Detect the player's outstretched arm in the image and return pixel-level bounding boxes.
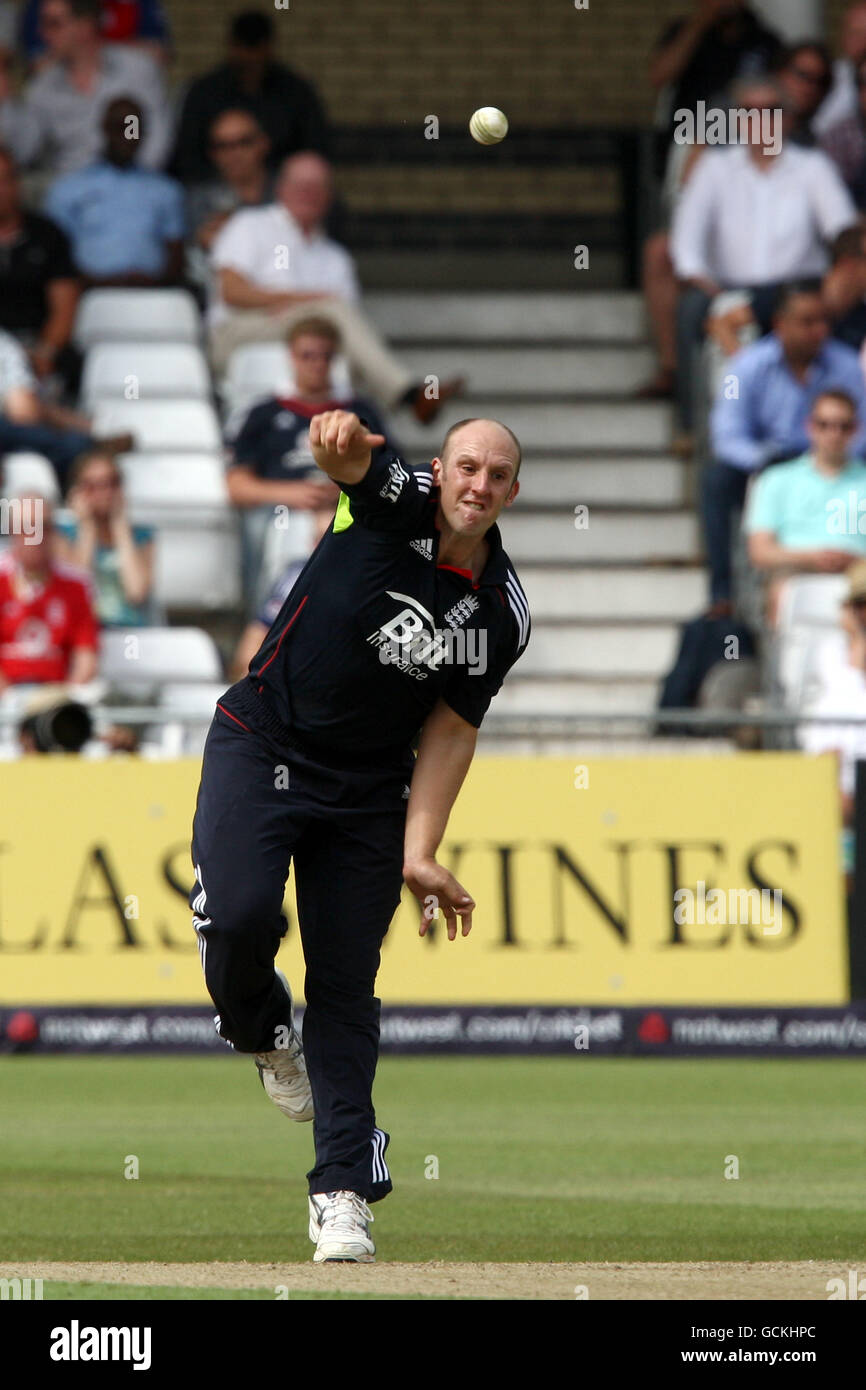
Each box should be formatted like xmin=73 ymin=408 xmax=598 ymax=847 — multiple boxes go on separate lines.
xmin=403 ymin=698 xmax=478 ymax=940
xmin=309 ymin=409 xmax=386 ymax=486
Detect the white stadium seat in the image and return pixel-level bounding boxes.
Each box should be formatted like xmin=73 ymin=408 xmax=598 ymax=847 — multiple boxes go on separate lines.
xmin=92 ymin=399 xmax=222 ymax=452
xmin=119 ymin=452 xmax=229 ymax=510
xmin=75 ymin=289 xmax=202 ymax=347
xmin=223 ymin=341 xmax=353 ymax=417
xmin=0 ymin=452 xmax=61 ymax=502
xmin=100 ymin=627 xmax=222 ymax=689
xmin=154 ymin=524 xmax=242 ymax=610
xmin=82 ymin=343 xmax=212 ymax=404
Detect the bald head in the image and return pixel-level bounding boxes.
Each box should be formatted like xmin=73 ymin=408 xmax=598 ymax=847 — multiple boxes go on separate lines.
xmin=441 ymin=417 xmax=521 ymax=482
xmin=277 ymin=152 xmax=334 ymax=232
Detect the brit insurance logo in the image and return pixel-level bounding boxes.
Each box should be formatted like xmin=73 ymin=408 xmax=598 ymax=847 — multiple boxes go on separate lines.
xmin=379 ymin=458 xmax=410 ymax=503
xmin=367 ymin=591 xmax=487 ymax=678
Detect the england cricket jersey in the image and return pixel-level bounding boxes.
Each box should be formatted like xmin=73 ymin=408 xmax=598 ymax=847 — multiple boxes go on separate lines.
xmin=218 ymin=449 xmax=531 ymax=770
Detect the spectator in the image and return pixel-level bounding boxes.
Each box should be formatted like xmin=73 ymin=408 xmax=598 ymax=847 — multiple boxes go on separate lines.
xmin=813 ymin=0 xmax=866 ymax=136
xmin=44 ymin=96 xmax=184 ymax=286
xmin=707 ymin=225 xmax=866 ymax=358
xmin=637 ymin=1 xmax=782 ymax=401
xmin=671 ymin=75 xmax=857 ymax=436
xmin=704 ymin=282 xmax=866 ymax=615
xmin=0 ymin=494 xmax=98 ymax=691
xmin=0 ymin=0 xmax=170 ymax=175
xmin=209 ymin=151 xmax=463 ymax=422
xmin=54 ymin=448 xmax=155 ymax=627
xmin=224 ymin=315 xmax=390 ymax=611
xmin=774 ymin=41 xmax=833 ymax=146
xmin=650 ymin=1 xmax=782 ymax=165
xmin=745 ymin=389 xmax=866 ymax=622
xmin=820 ymin=54 xmax=866 ymax=208
xmin=170 ymin=8 xmax=328 ymax=185
xmin=798 ymin=560 xmax=866 ymax=885
xmin=0 ymin=145 xmax=81 ymax=398
xmin=185 ymin=107 xmax=272 ymax=299
xmin=823 ymin=226 xmax=866 ymax=352
xmin=0 ymin=328 xmax=131 ymax=490
xmin=229 ymin=508 xmax=334 ymax=680
xmin=20 ymin=0 xmax=172 ymax=66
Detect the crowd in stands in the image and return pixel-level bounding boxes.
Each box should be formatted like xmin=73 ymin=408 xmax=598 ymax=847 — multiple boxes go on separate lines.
xmin=644 ymin=0 xmax=866 ymax=870
xmin=0 ymin=0 xmax=464 ymax=754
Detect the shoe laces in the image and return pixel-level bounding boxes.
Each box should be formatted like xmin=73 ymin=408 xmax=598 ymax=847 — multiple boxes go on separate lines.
xmin=317 ymin=1190 xmax=374 ymax=1233
xmin=256 ymin=1034 xmax=304 ymax=1078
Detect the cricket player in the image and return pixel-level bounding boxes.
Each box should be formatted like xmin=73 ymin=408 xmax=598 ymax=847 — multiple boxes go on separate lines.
xmin=189 ymin=410 xmax=530 ymax=1261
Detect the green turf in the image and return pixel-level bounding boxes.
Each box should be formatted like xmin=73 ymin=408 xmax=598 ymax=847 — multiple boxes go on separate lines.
xmin=0 ymin=1056 xmax=864 ymax=1264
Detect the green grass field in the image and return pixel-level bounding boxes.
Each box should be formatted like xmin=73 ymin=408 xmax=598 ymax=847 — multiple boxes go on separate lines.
xmin=0 ymin=1055 xmax=864 ymax=1296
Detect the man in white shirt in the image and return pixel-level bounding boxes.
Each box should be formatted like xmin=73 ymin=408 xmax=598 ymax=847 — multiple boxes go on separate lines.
xmin=0 ymin=0 xmax=170 ymax=176
xmin=670 ymin=74 xmax=857 ymax=433
xmin=209 ymin=150 xmax=462 ymax=424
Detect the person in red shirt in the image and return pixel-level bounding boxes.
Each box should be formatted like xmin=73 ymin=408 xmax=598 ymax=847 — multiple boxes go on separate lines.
xmin=0 ymin=494 xmax=98 ymax=691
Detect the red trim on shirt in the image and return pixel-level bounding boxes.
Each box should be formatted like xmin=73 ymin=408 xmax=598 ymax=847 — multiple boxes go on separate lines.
xmin=255 ymin=594 xmax=309 ymax=675
xmin=277 ymin=397 xmax=346 ymax=418
xmin=216 ymin=703 xmax=251 ymax=732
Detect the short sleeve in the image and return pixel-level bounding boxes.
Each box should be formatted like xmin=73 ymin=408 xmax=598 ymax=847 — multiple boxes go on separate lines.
xmin=225 ymin=401 xmax=269 ymax=469
xmin=337 ymin=450 xmax=433 ymax=533
xmin=41 ymin=215 xmax=76 ymax=279
xmin=744 ymin=465 xmax=786 ymax=533
xmin=211 ymin=209 xmax=259 ymax=275
xmin=132 ymin=525 xmax=155 ymax=546
xmin=159 ymin=178 xmax=186 ymax=241
xmin=439 ymin=618 xmax=527 ymax=729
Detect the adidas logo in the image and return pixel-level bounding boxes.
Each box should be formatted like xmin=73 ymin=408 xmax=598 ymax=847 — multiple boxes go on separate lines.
xmin=410 ymin=537 xmax=434 ymax=561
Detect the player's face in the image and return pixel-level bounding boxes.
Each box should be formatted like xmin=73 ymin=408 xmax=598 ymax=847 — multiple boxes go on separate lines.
xmin=434 ymin=426 xmax=519 ymax=537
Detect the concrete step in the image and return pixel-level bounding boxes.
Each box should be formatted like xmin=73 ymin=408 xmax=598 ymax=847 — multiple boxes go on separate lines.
xmin=403 ymin=454 xmax=687 ymax=507
xmin=500 ymin=456 xmax=686 ymax=507
xmin=521 ymin=565 xmax=706 ymax=620
xmin=398 ymin=400 xmax=671 ymax=452
xmin=495 ymin=675 xmax=661 ymax=715
xmin=356 ymin=248 xmax=624 ymax=290
xmin=396 ymin=344 xmax=656 ymax=394
xmin=499 ymin=509 xmax=698 ymax=563
xmin=365 ymin=291 xmax=647 ymax=343
xmin=517 ymin=622 xmax=680 ymax=678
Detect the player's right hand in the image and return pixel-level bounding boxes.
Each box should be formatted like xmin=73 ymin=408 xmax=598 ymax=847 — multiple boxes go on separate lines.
xmin=309 ymin=410 xmax=385 ymax=464
xmin=403 ymin=858 xmax=475 ymax=940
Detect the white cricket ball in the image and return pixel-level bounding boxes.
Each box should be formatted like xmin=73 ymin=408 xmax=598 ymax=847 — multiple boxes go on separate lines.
xmin=469 ymin=107 xmax=508 ymax=145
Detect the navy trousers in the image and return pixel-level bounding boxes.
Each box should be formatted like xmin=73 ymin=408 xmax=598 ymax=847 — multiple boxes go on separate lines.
xmin=189 ymin=705 xmax=408 ymax=1202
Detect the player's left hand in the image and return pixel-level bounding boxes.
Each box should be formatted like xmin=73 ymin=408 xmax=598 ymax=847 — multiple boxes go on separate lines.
xmin=403 ymin=858 xmax=475 ymax=940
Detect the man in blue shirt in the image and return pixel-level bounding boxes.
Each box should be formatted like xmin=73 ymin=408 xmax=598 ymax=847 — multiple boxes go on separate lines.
xmin=704 ymin=280 xmax=866 ymax=614
xmin=44 ymin=95 xmax=185 ymax=286
xmin=745 ymin=387 xmax=866 ymax=620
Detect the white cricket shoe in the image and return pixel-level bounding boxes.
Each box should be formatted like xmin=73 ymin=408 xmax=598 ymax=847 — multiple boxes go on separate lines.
xmin=254 ymin=970 xmax=313 ymax=1123
xmin=309 ymin=1191 xmax=376 ymax=1263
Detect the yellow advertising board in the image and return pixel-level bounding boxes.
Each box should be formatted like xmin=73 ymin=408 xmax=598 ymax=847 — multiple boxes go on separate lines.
xmin=0 ymin=753 xmax=848 ymax=1006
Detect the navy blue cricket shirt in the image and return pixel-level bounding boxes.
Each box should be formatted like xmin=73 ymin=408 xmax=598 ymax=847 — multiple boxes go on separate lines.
xmin=219 ymin=450 xmax=531 ymax=771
